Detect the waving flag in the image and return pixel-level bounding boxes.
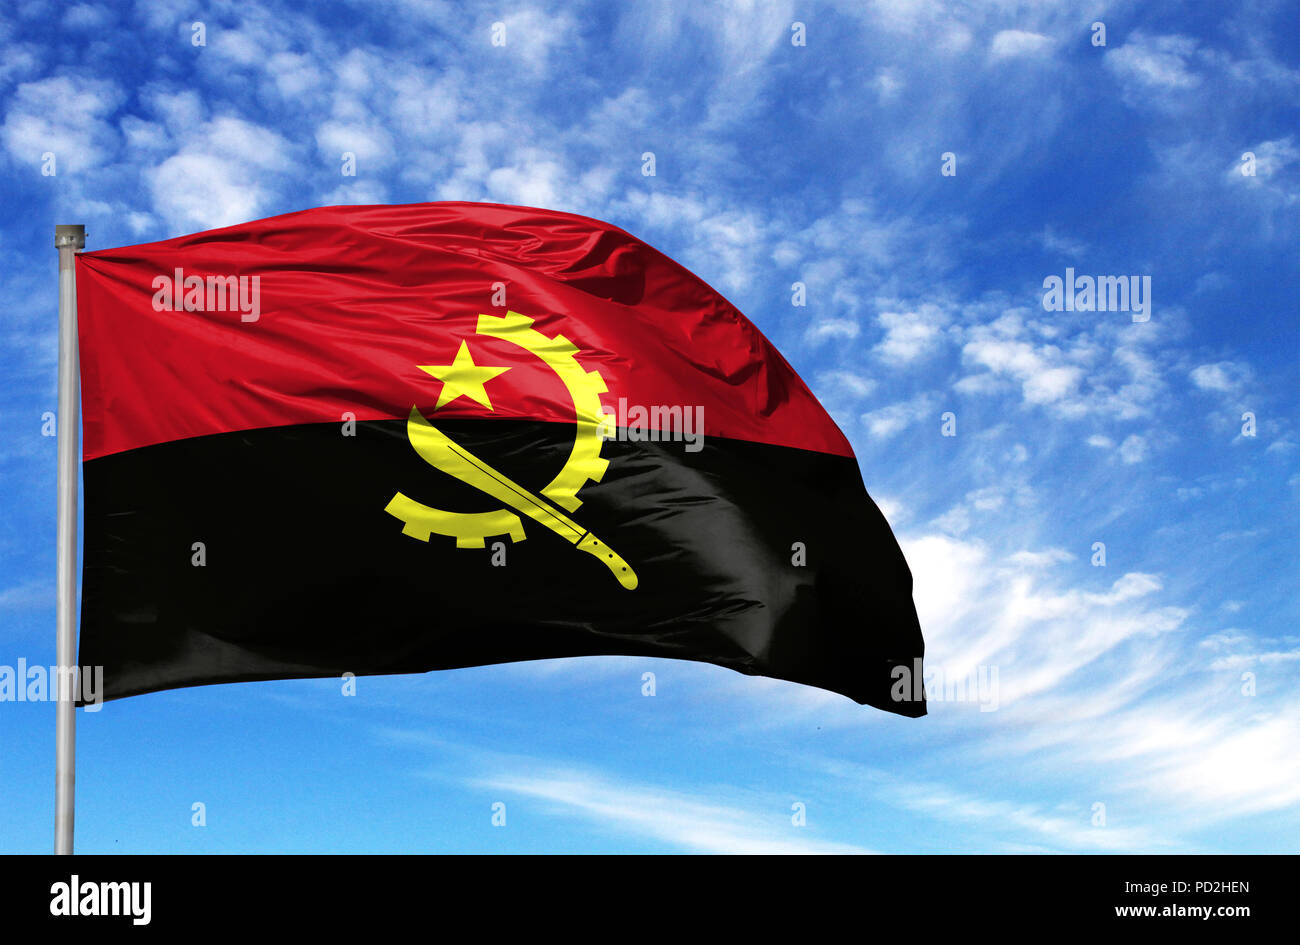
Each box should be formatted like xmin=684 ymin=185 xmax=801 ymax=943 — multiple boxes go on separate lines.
xmin=74 ymin=202 xmax=925 ymax=715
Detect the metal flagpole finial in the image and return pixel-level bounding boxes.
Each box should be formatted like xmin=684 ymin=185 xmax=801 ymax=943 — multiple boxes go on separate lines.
xmin=55 ymin=225 xmax=85 ymax=249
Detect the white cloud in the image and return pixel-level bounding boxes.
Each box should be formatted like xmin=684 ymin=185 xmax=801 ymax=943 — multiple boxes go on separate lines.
xmin=882 ymin=525 xmax=1300 ymax=826
xmin=265 ymin=52 xmax=326 ymax=99
xmin=962 ymin=337 xmax=1046 ymax=377
xmin=494 ymin=8 xmax=578 ymax=78
xmin=873 ymin=495 xmax=905 ymax=524
xmin=209 ymin=28 xmax=267 ymax=67
xmin=1230 ymin=136 xmax=1298 ymax=182
xmin=1106 ymin=33 xmax=1201 ymax=91
xmin=903 ymin=530 xmax=1184 ymax=705
xmin=0 ymin=43 xmax=41 ymax=84
xmin=1039 ymin=225 xmax=1087 ymax=256
xmin=142 ymin=87 xmax=205 ymax=137
xmin=1006 ymin=548 xmax=1073 ymax=569
xmin=1190 ymin=361 xmax=1250 ymax=393
xmin=476 ymin=767 xmax=871 ymax=854
xmin=861 ymin=394 xmax=935 ymax=439
xmin=870 ymin=68 xmax=904 ymax=103
xmin=874 ymin=306 xmax=944 ymax=364
xmin=1086 ymin=706 xmax=1300 ymax=817
xmin=149 ymin=154 xmax=268 ymax=231
xmin=805 ymin=318 xmax=860 ymax=344
xmin=321 ymin=179 xmax=389 ymax=206
xmin=1022 ymin=364 xmax=1083 ymax=404
xmin=878 ymin=778 xmax=1165 ymax=852
xmin=316 ymin=119 xmax=395 ymax=170
xmin=930 ymin=505 xmax=970 ymax=536
xmin=989 ymin=30 xmax=1054 ymax=61
xmin=771 ymin=241 xmax=801 ymax=267
xmin=967 ymin=485 xmax=1006 ymax=511
xmin=961 ymin=338 xmax=1080 ymax=405
xmin=1 ymin=76 xmax=122 ymax=173
xmin=0 ymin=580 xmax=51 ymax=610
xmin=815 ymin=370 xmax=877 ymax=400
xmin=147 ymin=116 xmax=294 ymax=231
xmin=954 ymin=308 xmax=1172 ymax=420
xmin=1118 ymin=433 xmax=1148 ymax=464
xmin=618 ymin=191 xmax=767 ymax=293
xmin=62 ymin=3 xmax=112 ymax=30
xmin=1209 ymin=648 xmax=1300 ymax=671
xmin=486 ymin=158 xmax=571 ymax=209
xmin=953 ymin=372 xmax=1006 ymax=395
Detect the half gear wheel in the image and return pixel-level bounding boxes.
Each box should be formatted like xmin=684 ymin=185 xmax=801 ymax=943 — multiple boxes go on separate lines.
xmin=385 ymin=310 xmax=612 ymax=548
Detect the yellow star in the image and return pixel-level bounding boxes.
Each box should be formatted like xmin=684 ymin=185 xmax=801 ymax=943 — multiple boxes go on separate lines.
xmin=420 ymin=341 xmax=511 ymax=411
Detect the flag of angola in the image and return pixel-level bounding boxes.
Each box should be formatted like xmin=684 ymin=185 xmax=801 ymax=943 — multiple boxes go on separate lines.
xmin=75 ymin=202 xmax=926 ymax=716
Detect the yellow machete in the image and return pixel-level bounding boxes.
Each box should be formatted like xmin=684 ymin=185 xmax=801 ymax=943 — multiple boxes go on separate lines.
xmin=406 ymin=407 xmax=638 ymax=590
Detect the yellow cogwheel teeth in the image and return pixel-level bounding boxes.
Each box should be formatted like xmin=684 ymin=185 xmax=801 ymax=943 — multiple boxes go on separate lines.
xmin=474 ymin=311 xmax=611 ymax=514
xmin=386 ymin=309 xmax=612 ymax=543
xmin=384 ymin=493 xmax=526 ymax=548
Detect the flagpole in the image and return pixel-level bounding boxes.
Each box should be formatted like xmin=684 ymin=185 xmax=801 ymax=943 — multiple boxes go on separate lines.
xmin=54 ymin=224 xmax=84 ymax=855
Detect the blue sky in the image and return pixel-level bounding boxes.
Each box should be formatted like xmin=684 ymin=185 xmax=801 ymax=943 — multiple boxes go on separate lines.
xmin=1 ymin=0 xmax=1297 ymax=853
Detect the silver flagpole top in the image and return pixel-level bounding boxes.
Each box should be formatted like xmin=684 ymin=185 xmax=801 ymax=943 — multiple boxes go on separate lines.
xmin=55 ymin=225 xmax=85 ymax=249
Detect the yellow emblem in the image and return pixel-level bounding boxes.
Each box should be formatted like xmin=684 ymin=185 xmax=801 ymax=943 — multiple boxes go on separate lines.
xmin=385 ymin=310 xmax=637 ymax=590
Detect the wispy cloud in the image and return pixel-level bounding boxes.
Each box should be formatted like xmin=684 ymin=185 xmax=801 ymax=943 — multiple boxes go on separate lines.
xmin=474 ymin=766 xmax=872 ymax=854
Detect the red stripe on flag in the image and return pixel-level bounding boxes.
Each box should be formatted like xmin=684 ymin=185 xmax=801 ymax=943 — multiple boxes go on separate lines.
xmin=77 ymin=202 xmax=852 ymax=461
